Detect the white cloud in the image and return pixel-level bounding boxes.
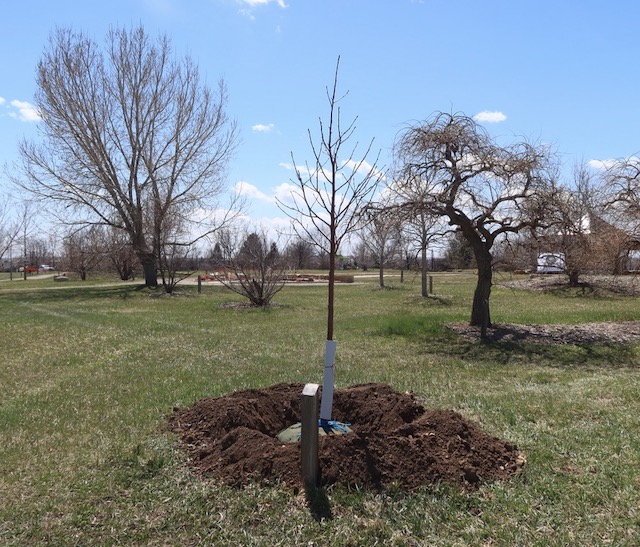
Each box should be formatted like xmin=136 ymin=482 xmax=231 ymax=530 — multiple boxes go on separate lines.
xmin=273 ymin=182 xmax=301 ymax=204
xmin=239 ymin=0 xmax=287 ymax=7
xmin=342 ymin=159 xmax=386 ymax=181
xmin=587 ymin=159 xmax=616 ymax=170
xmin=235 ymin=181 xmax=275 ymax=203
xmin=237 ymin=0 xmax=286 ymax=19
xmin=143 ymin=0 xmax=174 ymax=14
xmin=235 ymin=180 xmax=304 ymax=209
xmin=0 ymin=97 xmax=5 ymax=105
xmin=279 ymin=162 xmax=321 ymax=179
xmin=9 ymin=100 xmax=41 ymax=122
xmin=473 ymin=111 xmax=507 ymax=123
xmin=589 ymin=156 xmax=640 ymax=171
xmin=252 ymin=215 xmax=295 ymax=240
xmin=252 ymin=123 xmax=275 ymax=133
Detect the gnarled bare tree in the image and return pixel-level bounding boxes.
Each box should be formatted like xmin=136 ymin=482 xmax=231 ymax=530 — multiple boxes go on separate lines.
xmin=14 ymin=26 xmax=239 ymax=289
xmin=394 ymin=112 xmax=555 ymax=330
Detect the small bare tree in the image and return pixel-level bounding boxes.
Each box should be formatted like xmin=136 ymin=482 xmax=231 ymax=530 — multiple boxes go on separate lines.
xmin=101 ymin=227 xmax=138 ymax=280
xmin=62 ymin=226 xmax=106 ymax=280
xmin=537 ymin=164 xmax=597 ymax=286
xmin=360 ymin=203 xmax=402 ymax=288
xmin=604 ymin=155 xmax=640 ymax=241
xmin=0 ymin=196 xmax=23 ymax=270
xmin=283 ymin=237 xmax=317 ymax=270
xmin=277 ymin=57 xmax=382 ymax=425
xmin=213 ymin=229 xmax=288 ymax=307
xmin=406 ymin=210 xmax=445 ymax=296
xmin=604 ymin=155 xmax=640 ymax=216
xmin=386 ymin=171 xmax=448 ymax=296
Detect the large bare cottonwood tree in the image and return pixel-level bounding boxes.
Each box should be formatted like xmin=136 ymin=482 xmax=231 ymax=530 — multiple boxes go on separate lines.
xmin=394 ymin=112 xmax=555 ymax=330
xmin=14 ymin=26 xmax=239 ymax=288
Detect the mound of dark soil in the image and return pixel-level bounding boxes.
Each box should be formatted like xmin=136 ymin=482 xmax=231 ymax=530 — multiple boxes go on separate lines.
xmin=168 ymin=383 xmax=525 ymax=490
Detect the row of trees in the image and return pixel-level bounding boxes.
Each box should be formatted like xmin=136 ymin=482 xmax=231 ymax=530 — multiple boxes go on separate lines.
xmin=4 ymin=26 xmax=640 ymax=330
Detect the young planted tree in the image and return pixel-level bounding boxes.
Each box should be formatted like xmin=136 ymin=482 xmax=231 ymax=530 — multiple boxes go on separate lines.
xmin=405 ymin=210 xmax=445 ymax=296
xmin=14 ymin=26 xmax=239 ymax=289
xmin=394 ymin=112 xmax=555 ymax=330
xmin=278 ymin=57 xmax=382 ymax=425
xmin=102 ymin=227 xmax=138 ymax=280
xmin=387 ymin=171 xmax=448 ymax=295
xmin=605 ymin=156 xmax=640 ymax=213
xmin=155 ymin=212 xmax=201 ymax=293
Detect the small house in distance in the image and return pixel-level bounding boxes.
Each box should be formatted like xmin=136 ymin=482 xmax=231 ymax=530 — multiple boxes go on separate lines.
xmin=535 ymin=212 xmax=640 ymax=282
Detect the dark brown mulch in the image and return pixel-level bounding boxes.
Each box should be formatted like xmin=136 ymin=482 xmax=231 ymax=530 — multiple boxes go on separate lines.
xmin=168 ymin=383 xmax=525 ymax=491
xmin=447 ymin=320 xmax=640 ymax=345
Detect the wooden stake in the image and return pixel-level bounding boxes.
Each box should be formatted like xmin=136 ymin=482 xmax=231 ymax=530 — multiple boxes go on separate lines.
xmin=301 ymin=383 xmax=320 ymax=487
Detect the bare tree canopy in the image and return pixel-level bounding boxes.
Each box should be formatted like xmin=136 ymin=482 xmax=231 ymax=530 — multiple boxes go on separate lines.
xmin=212 ymin=229 xmax=287 ymax=307
xmin=537 ymin=163 xmax=622 ymax=285
xmin=360 ymin=201 xmax=403 ymax=288
xmin=13 ymin=26 xmax=239 ymax=288
xmin=394 ymin=112 xmax=555 ymax=330
xmin=604 ymin=156 xmax=640 ymax=229
xmin=0 ymin=195 xmax=23 ymax=266
xmin=278 ymin=57 xmax=382 ymax=340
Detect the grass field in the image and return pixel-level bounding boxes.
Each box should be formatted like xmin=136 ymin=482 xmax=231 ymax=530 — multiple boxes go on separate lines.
xmin=1 ymin=271 xmax=639 ymax=545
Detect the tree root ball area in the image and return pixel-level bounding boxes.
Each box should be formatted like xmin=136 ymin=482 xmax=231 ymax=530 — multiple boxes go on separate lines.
xmin=168 ymin=383 xmax=525 ymax=491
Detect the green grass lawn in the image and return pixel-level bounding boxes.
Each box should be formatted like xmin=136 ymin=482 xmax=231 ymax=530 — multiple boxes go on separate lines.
xmin=1 ymin=272 xmax=639 ymax=545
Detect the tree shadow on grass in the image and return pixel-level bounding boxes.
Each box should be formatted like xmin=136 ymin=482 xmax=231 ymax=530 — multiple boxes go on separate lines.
xmin=439 ymin=337 xmax=639 ymax=369
xmin=379 ymin=318 xmax=640 ymax=369
xmin=0 ymin=283 xmax=150 ymax=303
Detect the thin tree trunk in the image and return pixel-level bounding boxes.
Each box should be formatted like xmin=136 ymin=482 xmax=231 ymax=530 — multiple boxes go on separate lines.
xmin=568 ymin=269 xmax=580 ymax=287
xmin=421 ymin=245 xmax=428 ymax=297
xmin=471 ymin=248 xmax=492 ymax=328
xmin=327 ymin=243 xmax=336 ymax=341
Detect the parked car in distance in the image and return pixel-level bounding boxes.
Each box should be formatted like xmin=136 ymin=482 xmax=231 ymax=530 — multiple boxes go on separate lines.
xmin=536 ymin=253 xmax=565 ymax=274
xmin=40 ymin=265 xmax=55 ymax=271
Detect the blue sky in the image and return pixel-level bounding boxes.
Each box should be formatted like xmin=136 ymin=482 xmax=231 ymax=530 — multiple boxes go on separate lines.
xmin=2 ymin=0 xmax=640 ymax=234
